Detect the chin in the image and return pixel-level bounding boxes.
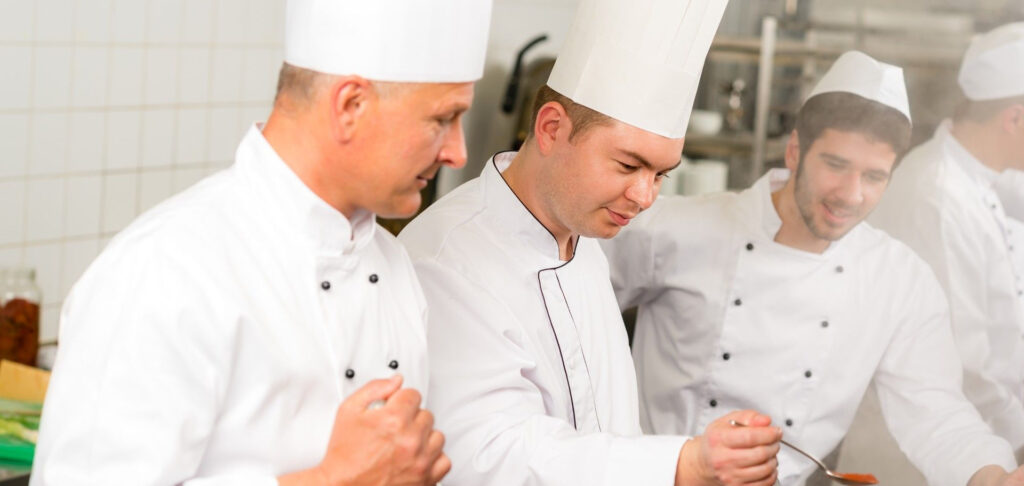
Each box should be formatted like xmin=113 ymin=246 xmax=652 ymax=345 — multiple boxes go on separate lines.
xmin=377 ymin=195 xmax=422 ymax=219
xmin=584 ymin=222 xmax=622 ymax=240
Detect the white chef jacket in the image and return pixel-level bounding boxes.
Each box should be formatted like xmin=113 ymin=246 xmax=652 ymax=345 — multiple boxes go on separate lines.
xmin=995 ymin=170 xmax=1024 ymax=300
xmin=601 ymin=169 xmax=1017 ymax=486
xmin=870 ymin=120 xmax=1024 ymax=451
xmin=398 ymin=152 xmax=687 ymax=486
xmin=32 ymin=125 xmax=429 ymax=485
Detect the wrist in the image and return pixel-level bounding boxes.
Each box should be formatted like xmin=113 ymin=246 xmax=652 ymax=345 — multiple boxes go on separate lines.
xmin=278 ymin=466 xmax=331 ymax=486
xmin=675 ymin=437 xmax=712 ymax=486
xmin=968 ymin=465 xmax=1009 ymax=486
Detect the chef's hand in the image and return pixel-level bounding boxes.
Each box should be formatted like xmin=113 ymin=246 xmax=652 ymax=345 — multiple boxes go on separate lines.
xmin=675 ymin=410 xmax=782 ymax=486
xmin=278 ymin=374 xmax=450 ymax=486
xmin=968 ymin=465 xmax=1024 ymax=486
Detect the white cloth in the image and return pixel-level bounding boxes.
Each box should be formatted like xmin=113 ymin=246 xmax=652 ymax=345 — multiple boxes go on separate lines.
xmin=995 ymin=170 xmax=1024 ymax=309
xmin=958 ymin=22 xmax=1024 ymax=101
xmin=285 ymin=0 xmax=492 ymax=82
xmin=32 ymin=126 xmax=429 ymax=485
xmin=547 ymin=0 xmax=728 ymax=138
xmin=602 ymin=169 xmax=1017 ymax=486
xmin=398 ymin=152 xmax=688 ymax=486
xmin=870 ymin=120 xmax=1024 ymax=451
xmin=995 ymin=169 xmax=1024 ymax=221
xmin=806 ymin=50 xmax=911 ymax=122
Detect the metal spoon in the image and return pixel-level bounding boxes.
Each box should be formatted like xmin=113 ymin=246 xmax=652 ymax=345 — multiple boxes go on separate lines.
xmin=729 ymin=420 xmax=878 ymax=485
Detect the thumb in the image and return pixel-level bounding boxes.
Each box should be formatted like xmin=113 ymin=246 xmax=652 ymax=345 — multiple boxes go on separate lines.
xmin=729 ymin=409 xmax=773 ymax=428
xmin=342 ymin=374 xmax=403 ymax=411
xmin=1009 ymin=466 xmax=1024 ymax=481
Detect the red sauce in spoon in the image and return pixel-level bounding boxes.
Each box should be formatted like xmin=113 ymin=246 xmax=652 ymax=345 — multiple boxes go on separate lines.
xmin=835 ymin=473 xmax=879 ymax=484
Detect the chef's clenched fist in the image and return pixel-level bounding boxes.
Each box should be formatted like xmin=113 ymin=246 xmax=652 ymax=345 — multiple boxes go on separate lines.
xmin=279 ymin=374 xmax=449 ymax=486
xmin=675 ymin=410 xmax=782 ymax=486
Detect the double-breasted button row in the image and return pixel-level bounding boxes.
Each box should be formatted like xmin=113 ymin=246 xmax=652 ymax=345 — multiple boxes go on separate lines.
xmin=343 ymin=360 xmax=400 ymax=380
xmin=320 ymin=273 xmax=381 ymax=291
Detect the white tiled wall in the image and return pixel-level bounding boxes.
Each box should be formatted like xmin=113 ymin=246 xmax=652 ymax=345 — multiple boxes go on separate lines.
xmin=3 ymin=0 xmax=598 ymax=342
xmin=449 ymin=0 xmax=581 ymax=194
xmin=0 ymin=0 xmax=284 ymax=341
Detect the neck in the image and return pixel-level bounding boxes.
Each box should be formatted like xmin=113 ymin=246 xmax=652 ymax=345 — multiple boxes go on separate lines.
xmin=950 ymin=120 xmax=1012 ymax=172
xmin=262 ymin=109 xmax=361 ymax=219
xmin=501 ymin=147 xmax=576 ymax=260
xmin=771 ymin=178 xmax=830 ymax=254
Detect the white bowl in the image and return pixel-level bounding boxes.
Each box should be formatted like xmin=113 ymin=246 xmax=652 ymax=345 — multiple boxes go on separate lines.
xmin=688 ymin=110 xmax=723 ymax=135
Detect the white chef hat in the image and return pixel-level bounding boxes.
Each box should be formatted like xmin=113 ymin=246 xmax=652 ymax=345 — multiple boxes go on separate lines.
xmin=285 ymin=0 xmax=492 ymax=83
xmin=546 ymin=0 xmax=729 ymax=138
xmin=958 ymin=23 xmax=1024 ymax=101
xmin=807 ymin=51 xmax=911 ymax=122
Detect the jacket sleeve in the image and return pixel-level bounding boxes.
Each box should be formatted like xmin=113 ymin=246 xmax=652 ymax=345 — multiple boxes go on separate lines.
xmin=873 ymin=260 xmax=1017 ymax=486
xmin=31 ymin=239 xmax=247 ymax=486
xmin=414 ymin=259 xmax=688 ymax=486
xmin=877 ymin=191 xmax=1024 ymax=453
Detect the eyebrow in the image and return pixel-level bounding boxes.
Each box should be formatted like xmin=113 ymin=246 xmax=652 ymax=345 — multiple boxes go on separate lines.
xmin=439 ymin=102 xmax=471 ymax=116
xmin=619 ymin=149 xmax=682 ymax=173
xmin=820 ymin=152 xmax=891 ymax=178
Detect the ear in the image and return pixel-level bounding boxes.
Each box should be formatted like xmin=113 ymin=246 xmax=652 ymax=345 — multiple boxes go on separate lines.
xmin=327 ymin=75 xmax=374 ymax=144
xmin=1002 ymin=104 xmax=1024 ymax=135
xmin=784 ymin=129 xmax=801 ymax=172
xmin=533 ymin=101 xmax=573 ymax=156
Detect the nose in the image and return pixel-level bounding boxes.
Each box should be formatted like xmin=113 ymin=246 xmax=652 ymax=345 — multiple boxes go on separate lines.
xmin=437 ymin=119 xmax=468 ymax=169
xmin=625 ymin=174 xmax=657 ymax=210
xmin=836 ymin=171 xmax=865 ymax=207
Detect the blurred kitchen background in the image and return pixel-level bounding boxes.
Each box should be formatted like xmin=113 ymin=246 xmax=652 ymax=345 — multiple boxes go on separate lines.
xmin=1 ymin=0 xmax=1022 ymax=356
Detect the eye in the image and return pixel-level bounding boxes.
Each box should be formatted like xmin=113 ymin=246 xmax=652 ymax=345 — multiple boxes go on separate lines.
xmin=617 ymin=160 xmax=638 ymax=171
xmin=864 ymin=172 xmax=888 ymax=184
xmin=655 ymin=172 xmax=670 ymax=180
xmin=435 ymin=112 xmax=459 ymax=126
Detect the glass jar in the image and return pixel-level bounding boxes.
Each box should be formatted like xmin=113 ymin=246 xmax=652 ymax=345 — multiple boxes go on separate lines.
xmin=0 ymin=268 xmax=41 ymax=366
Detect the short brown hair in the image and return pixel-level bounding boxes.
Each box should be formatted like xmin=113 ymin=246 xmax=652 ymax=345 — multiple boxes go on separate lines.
xmin=953 ymin=94 xmax=1024 ymax=124
xmin=528 ymin=84 xmax=611 ymax=143
xmin=795 ymin=92 xmax=912 ymax=162
xmin=273 ymin=62 xmax=407 ymax=109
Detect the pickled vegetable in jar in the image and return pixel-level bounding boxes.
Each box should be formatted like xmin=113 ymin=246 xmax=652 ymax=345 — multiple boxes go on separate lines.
xmin=0 ymin=268 xmax=41 ymax=366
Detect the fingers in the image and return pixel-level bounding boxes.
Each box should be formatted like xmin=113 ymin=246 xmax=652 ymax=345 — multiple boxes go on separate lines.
xmin=717 ymin=425 xmax=782 ymax=449
xmin=413 ymin=409 xmax=436 ymax=446
xmin=428 ymin=452 xmax=452 ymax=484
xmin=385 ymin=388 xmax=424 ymax=421
xmin=340 ymin=374 xmax=403 ymax=411
xmin=728 ymin=410 xmax=773 ymax=428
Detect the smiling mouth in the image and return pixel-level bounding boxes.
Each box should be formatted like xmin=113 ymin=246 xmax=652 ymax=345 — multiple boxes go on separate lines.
xmin=606 ymin=209 xmax=635 ymax=226
xmin=822 ymin=202 xmax=855 ymax=224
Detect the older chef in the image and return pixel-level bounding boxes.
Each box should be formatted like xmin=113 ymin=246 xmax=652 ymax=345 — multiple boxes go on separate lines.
xmin=601 ymin=51 xmax=1024 ymax=486
xmin=32 ymin=1 xmax=490 ymax=484
xmin=400 ymin=1 xmax=784 ymax=485
xmin=869 ymin=23 xmax=1024 ymax=454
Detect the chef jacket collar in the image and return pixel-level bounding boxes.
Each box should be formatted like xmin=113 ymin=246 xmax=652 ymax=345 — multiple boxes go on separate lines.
xmin=939 ymin=119 xmax=1000 ymax=188
xmin=482 ymin=152 xmax=574 ymax=267
xmin=242 ymin=124 xmax=376 ymax=256
xmin=744 ymin=168 xmax=847 ymax=258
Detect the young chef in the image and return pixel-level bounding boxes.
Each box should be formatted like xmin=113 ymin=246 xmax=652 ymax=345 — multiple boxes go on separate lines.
xmin=400 ymin=1 xmax=783 ymax=485
xmin=601 ymin=51 xmax=1024 ymax=486
xmin=869 ymin=23 xmax=1024 ymax=455
xmin=32 ymin=1 xmax=491 ymax=484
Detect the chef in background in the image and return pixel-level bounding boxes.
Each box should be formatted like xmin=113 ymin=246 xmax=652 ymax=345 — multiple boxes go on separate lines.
xmin=32 ymin=0 xmax=491 ymax=484
xmin=602 ymin=51 xmax=1024 ymax=486
xmin=400 ymin=1 xmax=784 ymax=485
xmin=869 ymin=23 xmax=1024 ymax=456
xmin=995 ymin=169 xmax=1024 ymax=291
